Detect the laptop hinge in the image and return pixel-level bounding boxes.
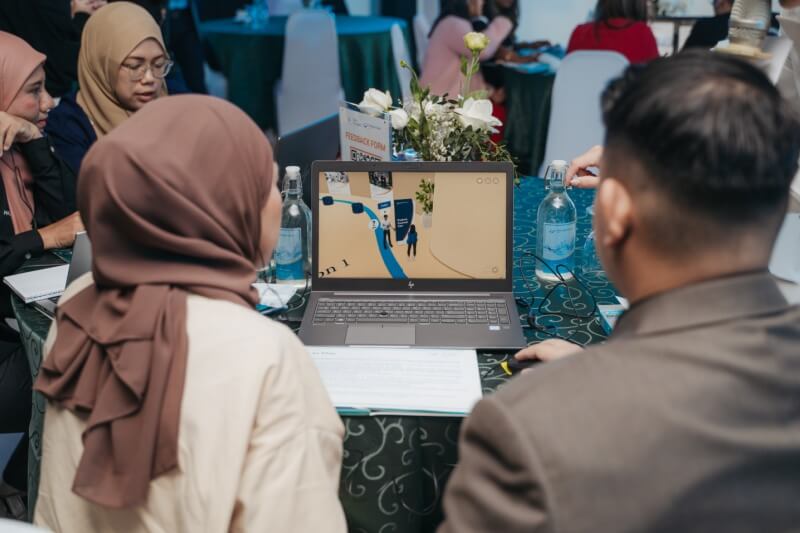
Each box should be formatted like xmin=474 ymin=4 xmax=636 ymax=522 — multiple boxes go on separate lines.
xmin=332 ymin=292 xmax=495 ymax=297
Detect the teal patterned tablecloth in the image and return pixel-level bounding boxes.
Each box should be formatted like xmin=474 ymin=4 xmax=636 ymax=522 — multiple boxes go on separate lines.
xmin=13 ymin=177 xmax=618 ymax=530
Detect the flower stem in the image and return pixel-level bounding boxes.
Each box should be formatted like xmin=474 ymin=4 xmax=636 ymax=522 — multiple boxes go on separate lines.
xmin=462 ymin=50 xmax=479 ymax=99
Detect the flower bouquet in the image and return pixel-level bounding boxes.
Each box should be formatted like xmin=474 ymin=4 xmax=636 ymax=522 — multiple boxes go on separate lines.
xmin=357 ymin=31 xmax=515 ymax=172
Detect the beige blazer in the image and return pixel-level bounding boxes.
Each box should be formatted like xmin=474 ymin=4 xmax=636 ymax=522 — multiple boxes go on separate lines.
xmin=439 ymin=272 xmax=800 ymax=533
xmin=35 ymin=274 xmax=347 ymax=533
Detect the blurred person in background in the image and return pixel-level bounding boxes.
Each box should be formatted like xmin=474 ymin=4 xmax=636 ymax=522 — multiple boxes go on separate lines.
xmin=0 ymin=0 xmax=107 ymax=98
xmin=45 ymin=2 xmax=171 ymax=175
xmin=682 ymin=0 xmax=733 ymax=49
xmin=421 ymin=0 xmax=513 ymax=98
xmin=567 ymin=0 xmax=658 ymax=63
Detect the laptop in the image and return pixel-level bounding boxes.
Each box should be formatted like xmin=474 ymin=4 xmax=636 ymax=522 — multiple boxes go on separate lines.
xmin=34 ymin=231 xmax=93 ymax=317
xmin=276 ymin=113 xmax=340 ymax=208
xmin=298 ymin=161 xmax=526 ymax=350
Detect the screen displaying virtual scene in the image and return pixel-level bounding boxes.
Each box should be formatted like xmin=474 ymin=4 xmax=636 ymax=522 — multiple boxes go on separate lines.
xmin=317 ymin=170 xmax=507 ymax=280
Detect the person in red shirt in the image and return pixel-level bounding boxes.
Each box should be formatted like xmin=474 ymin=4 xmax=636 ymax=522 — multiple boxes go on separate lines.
xmin=567 ymin=0 xmax=659 ymax=64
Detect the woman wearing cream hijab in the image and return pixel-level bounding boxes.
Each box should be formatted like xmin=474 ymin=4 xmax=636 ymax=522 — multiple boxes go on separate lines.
xmin=45 ymin=1 xmax=170 ymax=174
xmin=34 ymin=95 xmax=347 ymax=532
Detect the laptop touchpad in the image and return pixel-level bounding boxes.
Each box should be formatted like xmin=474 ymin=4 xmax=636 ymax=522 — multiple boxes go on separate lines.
xmin=346 ymin=325 xmax=416 ymax=345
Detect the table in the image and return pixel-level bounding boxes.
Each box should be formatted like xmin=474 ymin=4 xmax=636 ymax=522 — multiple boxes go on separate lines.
xmin=201 ymin=16 xmax=407 ymax=132
xmin=503 ymin=68 xmax=555 ymax=176
xmin=14 ymin=178 xmax=618 ymax=531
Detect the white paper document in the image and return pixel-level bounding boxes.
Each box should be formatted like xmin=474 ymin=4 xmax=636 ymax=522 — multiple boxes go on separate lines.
xmin=4 ymin=265 xmax=68 ymax=303
xmin=308 ymin=346 xmax=483 ymax=416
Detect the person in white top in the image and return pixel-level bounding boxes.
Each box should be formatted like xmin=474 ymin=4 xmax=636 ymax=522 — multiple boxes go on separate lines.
xmin=33 ymin=95 xmax=346 ymax=533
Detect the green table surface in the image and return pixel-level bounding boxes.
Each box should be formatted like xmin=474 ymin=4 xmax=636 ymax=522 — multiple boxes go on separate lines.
xmin=14 ymin=177 xmax=617 ymax=531
xmin=201 ymin=16 xmax=408 ymax=132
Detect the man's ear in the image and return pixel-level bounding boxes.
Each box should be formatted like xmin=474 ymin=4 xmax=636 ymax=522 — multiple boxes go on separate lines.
xmin=596 ymin=177 xmax=634 ymax=250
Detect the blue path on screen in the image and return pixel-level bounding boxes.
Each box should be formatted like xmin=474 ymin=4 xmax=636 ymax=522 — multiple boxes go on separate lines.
xmin=330 ymin=199 xmax=407 ymax=279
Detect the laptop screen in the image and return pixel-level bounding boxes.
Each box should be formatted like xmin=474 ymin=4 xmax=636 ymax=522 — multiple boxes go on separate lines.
xmin=316 ymin=169 xmax=507 ymax=281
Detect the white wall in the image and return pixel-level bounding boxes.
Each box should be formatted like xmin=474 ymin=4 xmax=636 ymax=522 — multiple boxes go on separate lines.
xmin=515 ymin=0 xmax=595 ymax=46
xmin=411 ymin=0 xmax=785 ymax=48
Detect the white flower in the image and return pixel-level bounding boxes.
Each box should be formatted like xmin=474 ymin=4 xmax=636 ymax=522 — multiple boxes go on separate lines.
xmin=389 ymin=108 xmax=409 ymax=130
xmin=464 ymin=32 xmax=490 ymax=53
xmin=423 ymin=100 xmax=446 ymax=117
xmin=358 ymin=88 xmax=392 ymax=114
xmin=454 ymin=98 xmax=502 ymax=133
xmin=404 ymin=101 xmax=421 ymax=120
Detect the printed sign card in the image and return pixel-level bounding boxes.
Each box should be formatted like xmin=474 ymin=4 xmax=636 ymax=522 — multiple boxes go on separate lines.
xmin=339 ymin=103 xmax=392 ymax=162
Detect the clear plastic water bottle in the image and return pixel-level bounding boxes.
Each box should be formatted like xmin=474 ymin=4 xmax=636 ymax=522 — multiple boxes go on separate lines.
xmin=274 ymin=166 xmax=311 ymax=289
xmin=536 ymin=160 xmax=577 ymax=281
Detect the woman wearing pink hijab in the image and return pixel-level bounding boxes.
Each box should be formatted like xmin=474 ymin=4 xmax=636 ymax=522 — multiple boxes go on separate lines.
xmin=0 ymin=31 xmax=83 ymax=500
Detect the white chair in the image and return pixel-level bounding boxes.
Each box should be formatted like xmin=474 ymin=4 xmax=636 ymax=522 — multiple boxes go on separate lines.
xmin=267 ymin=0 xmax=304 ymax=16
xmin=275 ymin=10 xmax=343 ymax=136
xmin=0 ymin=520 xmax=52 ymax=532
xmin=539 ymin=51 xmax=629 ymax=176
xmin=762 ymin=35 xmax=794 ymax=84
xmin=391 ymin=24 xmax=413 ymax=103
xmin=413 ymin=13 xmax=430 ymax=67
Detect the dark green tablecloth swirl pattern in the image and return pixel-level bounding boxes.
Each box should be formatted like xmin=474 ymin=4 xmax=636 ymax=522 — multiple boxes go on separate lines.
xmin=201 ymin=16 xmax=407 ymax=131
xmin=14 ymin=177 xmax=617 ymax=531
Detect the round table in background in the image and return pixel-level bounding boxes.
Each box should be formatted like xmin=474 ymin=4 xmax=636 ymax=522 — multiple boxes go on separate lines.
xmin=15 ymin=179 xmax=617 ymax=531
xmin=201 ymin=16 xmax=408 ymax=132
xmin=503 ymin=67 xmax=556 ymax=177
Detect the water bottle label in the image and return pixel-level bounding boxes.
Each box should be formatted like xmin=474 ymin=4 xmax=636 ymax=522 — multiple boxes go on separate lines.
xmin=275 ymin=227 xmax=304 ymax=280
xmin=542 ymin=222 xmax=576 ymax=261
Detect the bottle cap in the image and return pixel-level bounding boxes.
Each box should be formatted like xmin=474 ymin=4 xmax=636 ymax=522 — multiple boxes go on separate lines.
xmin=551 ymin=160 xmax=567 ymax=169
xmin=286 ymin=166 xmax=301 ymax=177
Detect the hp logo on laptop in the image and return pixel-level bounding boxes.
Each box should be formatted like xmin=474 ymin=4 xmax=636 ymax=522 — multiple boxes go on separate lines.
xmin=408 ymin=281 xmax=415 ymax=290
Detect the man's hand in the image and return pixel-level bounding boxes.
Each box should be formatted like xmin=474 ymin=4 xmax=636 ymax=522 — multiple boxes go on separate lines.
xmin=0 ymin=112 xmax=42 ymax=157
xmin=514 ymin=339 xmax=583 ymax=368
xmin=565 ymin=145 xmax=603 ymax=189
xmin=71 ymin=0 xmax=107 ymax=19
xmin=38 ymin=213 xmax=84 ymax=250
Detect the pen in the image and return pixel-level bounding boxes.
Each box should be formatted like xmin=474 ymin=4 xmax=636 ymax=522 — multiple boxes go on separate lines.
xmin=500 ymin=358 xmax=538 ymax=376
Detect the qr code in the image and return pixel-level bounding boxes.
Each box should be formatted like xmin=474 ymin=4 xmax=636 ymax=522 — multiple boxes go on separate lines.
xmin=350 ymin=148 xmax=381 ymax=162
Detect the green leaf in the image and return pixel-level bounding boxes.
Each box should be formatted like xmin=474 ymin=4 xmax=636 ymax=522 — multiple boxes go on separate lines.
xmin=460 ymin=55 xmax=469 ymax=77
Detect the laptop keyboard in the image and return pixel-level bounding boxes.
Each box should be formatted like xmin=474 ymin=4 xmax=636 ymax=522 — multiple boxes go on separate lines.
xmin=312 ymin=298 xmax=511 ymax=325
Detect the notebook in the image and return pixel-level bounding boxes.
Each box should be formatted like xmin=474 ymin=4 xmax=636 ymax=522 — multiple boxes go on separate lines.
xmin=4 ymin=265 xmax=68 ymax=303
xmin=307 ymin=346 xmax=483 ymax=416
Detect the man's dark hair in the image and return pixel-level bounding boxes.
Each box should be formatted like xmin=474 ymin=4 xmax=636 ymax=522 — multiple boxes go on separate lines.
xmin=594 ymin=0 xmax=649 ymax=23
xmin=601 ymin=50 xmax=800 ymax=249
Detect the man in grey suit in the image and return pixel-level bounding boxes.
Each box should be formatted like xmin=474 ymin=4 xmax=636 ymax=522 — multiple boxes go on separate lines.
xmin=438 ymin=50 xmax=800 ymax=533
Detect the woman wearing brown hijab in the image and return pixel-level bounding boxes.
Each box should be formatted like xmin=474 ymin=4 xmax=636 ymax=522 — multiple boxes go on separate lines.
xmin=45 ymin=1 xmax=171 ymax=174
xmin=33 ymin=95 xmax=347 ymax=532
xmin=0 ymin=31 xmax=83 ymax=498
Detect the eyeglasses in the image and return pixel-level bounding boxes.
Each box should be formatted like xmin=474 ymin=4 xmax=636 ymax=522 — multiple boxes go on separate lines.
xmin=120 ymin=59 xmax=174 ymax=82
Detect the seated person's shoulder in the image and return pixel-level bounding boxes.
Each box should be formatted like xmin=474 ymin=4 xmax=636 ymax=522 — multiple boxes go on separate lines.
xmin=46 ymin=94 xmax=94 ymax=138
xmin=61 ymin=274 xmax=301 ymax=363
xmin=184 ymin=290 xmax=298 ymax=352
xmin=438 ymin=15 xmax=472 ymax=34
